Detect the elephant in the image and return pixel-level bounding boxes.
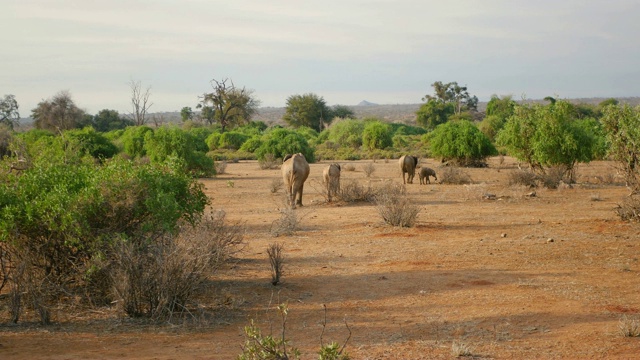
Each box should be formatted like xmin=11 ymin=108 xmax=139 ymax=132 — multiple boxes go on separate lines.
xmin=282 ymin=153 xmax=310 ymax=209
xmin=399 ymin=155 xmax=419 ymax=184
xmin=418 ymin=166 xmax=437 ymax=184
xmin=323 ymin=163 xmax=341 ymax=202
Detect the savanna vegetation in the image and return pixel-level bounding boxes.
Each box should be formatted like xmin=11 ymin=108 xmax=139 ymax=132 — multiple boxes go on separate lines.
xmin=2 ymin=78 xmax=640 ymax=358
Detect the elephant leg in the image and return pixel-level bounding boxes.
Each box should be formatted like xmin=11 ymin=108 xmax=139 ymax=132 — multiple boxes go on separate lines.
xmin=296 ymin=183 xmax=304 ymax=206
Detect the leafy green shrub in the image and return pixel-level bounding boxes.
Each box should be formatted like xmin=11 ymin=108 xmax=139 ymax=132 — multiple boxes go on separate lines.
xmin=0 ymin=157 xmax=210 ymax=321
xmin=219 ymin=131 xmax=250 ymax=150
xmin=429 ymin=120 xmax=497 ymax=166
xmin=188 ymin=127 xmax=215 ymax=152
xmin=239 ymin=135 xmax=263 ymax=153
xmin=255 ymin=128 xmax=315 ymax=162
xmin=65 ymin=127 xmax=119 ymax=160
xmin=362 ymin=121 xmax=392 ymax=150
xmin=145 ymin=126 xmax=215 ymax=176
xmin=206 ymin=132 xmax=222 ymax=150
xmin=120 ymin=125 xmax=153 ymax=158
xmin=497 ymin=101 xmax=602 ymax=176
xmin=602 ymin=104 xmax=640 ymax=193
xmin=327 ymin=119 xmax=365 ymax=148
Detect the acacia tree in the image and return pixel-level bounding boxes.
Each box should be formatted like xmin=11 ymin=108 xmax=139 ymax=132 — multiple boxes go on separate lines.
xmin=180 ymin=106 xmax=194 ymax=122
xmin=32 ymin=91 xmax=87 ymax=132
xmin=200 ymin=78 xmax=260 ymax=132
xmin=283 ymin=93 xmax=333 ymax=132
xmin=129 ymin=80 xmax=153 ymax=126
xmin=92 ymin=109 xmax=134 ymax=132
xmin=332 ymin=104 xmax=356 ymax=119
xmin=423 ymin=81 xmax=478 ymax=115
xmin=0 ymin=94 xmax=20 ymax=129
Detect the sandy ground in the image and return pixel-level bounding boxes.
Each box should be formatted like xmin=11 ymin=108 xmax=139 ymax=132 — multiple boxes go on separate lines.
xmin=2 ymin=157 xmax=640 ymax=359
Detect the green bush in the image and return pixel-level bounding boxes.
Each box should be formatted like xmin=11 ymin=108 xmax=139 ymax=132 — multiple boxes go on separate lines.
xmin=188 ymin=127 xmax=215 ymax=152
xmin=120 ymin=125 xmax=153 ymax=158
xmin=219 ymin=131 xmax=250 ymax=150
xmin=362 ymin=121 xmax=392 ymax=150
xmin=145 ymin=126 xmax=215 ymax=177
xmin=239 ymin=135 xmax=263 ymax=153
xmin=255 ymin=128 xmax=315 ymax=162
xmin=327 ymin=119 xmax=364 ymax=148
xmin=65 ymin=127 xmax=119 ymax=160
xmin=206 ymin=132 xmax=222 ymax=150
xmin=429 ymin=120 xmax=497 ymax=166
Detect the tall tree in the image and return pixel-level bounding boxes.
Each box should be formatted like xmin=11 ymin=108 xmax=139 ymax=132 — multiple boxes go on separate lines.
xmin=283 ymin=93 xmax=333 ymax=132
xmin=129 ymin=79 xmax=153 ymax=126
xmin=423 ymin=81 xmax=478 ymax=115
xmin=416 ymin=99 xmax=455 ymax=130
xmin=180 ymin=106 xmax=194 ymax=122
xmin=331 ymin=104 xmax=356 ymax=119
xmin=92 ymin=109 xmax=134 ymax=132
xmin=0 ymin=94 xmax=20 ymax=129
xmin=200 ymin=78 xmax=260 ymax=132
xmin=31 ymin=91 xmax=86 ymax=132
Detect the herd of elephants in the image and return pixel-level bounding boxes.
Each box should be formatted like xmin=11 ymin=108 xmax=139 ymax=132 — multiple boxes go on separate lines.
xmin=281 ymin=153 xmax=438 ymax=209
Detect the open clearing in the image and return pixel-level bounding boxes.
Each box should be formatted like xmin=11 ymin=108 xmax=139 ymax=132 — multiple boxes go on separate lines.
xmin=2 ymin=157 xmax=640 ymax=359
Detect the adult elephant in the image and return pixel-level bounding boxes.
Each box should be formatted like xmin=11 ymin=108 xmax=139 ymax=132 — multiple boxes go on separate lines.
xmin=399 ymin=155 xmax=419 ymax=184
xmin=323 ymin=163 xmax=341 ymax=202
xmin=282 ymin=153 xmax=310 ymax=209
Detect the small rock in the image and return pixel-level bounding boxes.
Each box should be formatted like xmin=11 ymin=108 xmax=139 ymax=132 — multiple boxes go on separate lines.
xmin=501 ymin=233 xmax=507 ymax=238
xmin=547 ymin=238 xmax=554 ymax=243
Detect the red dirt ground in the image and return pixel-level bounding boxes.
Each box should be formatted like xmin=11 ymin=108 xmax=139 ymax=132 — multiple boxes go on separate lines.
xmin=2 ymin=157 xmax=640 ymax=359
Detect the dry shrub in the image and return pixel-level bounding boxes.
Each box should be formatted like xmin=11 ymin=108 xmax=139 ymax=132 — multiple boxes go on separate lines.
xmin=439 ymin=167 xmax=473 ymax=185
xmin=215 ymin=160 xmax=228 ymax=174
xmin=451 ymin=340 xmax=474 ymax=357
xmin=342 ymin=164 xmax=356 ymax=172
xmin=539 ymin=166 xmax=570 ymax=189
xmin=271 ymin=208 xmax=299 ymax=237
xmin=508 ymin=169 xmax=538 ymax=187
xmin=362 ymin=162 xmax=376 ymax=177
xmin=339 ymin=180 xmax=376 ymax=203
xmin=267 ymin=243 xmax=284 ymax=285
xmin=619 ymin=316 xmax=640 ymax=337
xmin=270 ymin=178 xmax=284 ymax=193
xmin=110 ymin=210 xmax=244 ymax=320
xmin=259 ymin=154 xmax=280 ymax=170
xmin=374 ymin=183 xmax=420 ymax=227
xmin=615 ymin=196 xmax=640 ymax=222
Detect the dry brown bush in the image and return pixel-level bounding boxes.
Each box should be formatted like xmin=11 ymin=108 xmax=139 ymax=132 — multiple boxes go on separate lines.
xmin=339 ymin=180 xmax=376 ymax=203
xmin=271 ymin=208 xmax=299 ymax=237
xmin=259 ymin=154 xmax=280 ymax=170
xmin=438 ymin=167 xmax=473 ymax=185
xmin=215 ymin=160 xmax=228 ymax=174
xmin=539 ymin=166 xmax=571 ymax=189
xmin=110 ymin=210 xmax=244 ymax=320
xmin=267 ymin=243 xmax=285 ymax=286
xmin=362 ymin=162 xmax=376 ymax=177
xmin=342 ymin=164 xmax=356 ymax=172
xmin=615 ymin=196 xmax=640 ymax=222
xmin=270 ymin=178 xmax=284 ymax=193
xmin=374 ymin=183 xmax=420 ymax=227
xmin=508 ymin=169 xmax=539 ymax=187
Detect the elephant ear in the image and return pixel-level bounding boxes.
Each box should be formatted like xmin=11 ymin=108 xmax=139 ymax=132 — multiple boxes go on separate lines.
xmin=336 ymin=164 xmax=341 ymax=171
xmin=283 ymin=154 xmax=292 ymax=163
xmin=413 ymin=156 xmax=418 ymax=167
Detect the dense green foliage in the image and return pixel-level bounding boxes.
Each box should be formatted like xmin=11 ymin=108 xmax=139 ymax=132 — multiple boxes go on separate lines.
xmin=91 ymin=109 xmax=134 ymax=132
xmin=601 ymin=104 xmax=640 ymax=192
xmin=283 ymin=93 xmax=334 ymax=132
xmin=362 ymin=121 xmax=393 ymax=150
xmin=416 ymin=99 xmax=455 ymax=130
xmin=429 ymin=120 xmax=497 ymax=166
xmin=496 ymin=100 xmax=602 ymax=174
xmin=255 ymin=127 xmax=315 ymax=162
xmin=144 ymin=126 xmax=214 ymax=177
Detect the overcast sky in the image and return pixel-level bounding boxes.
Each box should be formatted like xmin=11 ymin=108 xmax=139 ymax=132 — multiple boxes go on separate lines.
xmin=2 ymin=0 xmax=639 ymax=115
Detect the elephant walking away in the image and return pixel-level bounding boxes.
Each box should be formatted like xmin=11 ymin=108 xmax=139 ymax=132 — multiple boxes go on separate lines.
xmin=282 ymin=153 xmax=310 ymax=209
xmin=399 ymin=155 xmax=419 ymax=184
xmin=323 ymin=163 xmax=341 ymax=202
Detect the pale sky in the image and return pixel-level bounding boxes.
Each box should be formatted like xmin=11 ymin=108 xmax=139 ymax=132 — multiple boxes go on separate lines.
xmin=2 ymin=0 xmax=639 ymax=115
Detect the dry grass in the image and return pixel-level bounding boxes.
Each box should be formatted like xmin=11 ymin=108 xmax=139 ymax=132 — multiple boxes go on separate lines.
xmin=270 ymin=178 xmax=284 ymax=194
xmin=362 ymin=162 xmax=376 ymax=177
xmin=508 ymin=169 xmax=539 ymax=187
xmin=451 ymin=341 xmax=474 ymax=357
xmin=259 ymin=154 xmax=280 ymax=170
xmin=267 ymin=243 xmax=285 ymax=286
xmin=618 ymin=316 xmax=640 ymax=337
xmin=439 ymin=167 xmax=473 ymax=185
xmin=342 ymin=164 xmax=356 ymax=172
xmin=339 ymin=180 xmax=377 ymax=203
xmin=270 ymin=208 xmax=299 ymax=237
xmin=615 ymin=196 xmax=640 ymax=222
xmin=374 ymin=183 xmax=420 ymax=227
xmin=215 ymin=160 xmax=228 ymax=175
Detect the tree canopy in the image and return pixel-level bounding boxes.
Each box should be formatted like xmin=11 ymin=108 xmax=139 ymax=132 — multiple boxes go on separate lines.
xmin=200 ymin=78 xmax=260 ymax=132
xmin=32 ymin=91 xmax=87 ymax=132
xmin=283 ymin=93 xmax=333 ymax=132
xmin=0 ymin=94 xmax=20 ymax=129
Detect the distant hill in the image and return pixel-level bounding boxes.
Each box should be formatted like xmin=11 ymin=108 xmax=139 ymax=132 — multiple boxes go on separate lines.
xmin=357 ymin=100 xmax=378 ymax=106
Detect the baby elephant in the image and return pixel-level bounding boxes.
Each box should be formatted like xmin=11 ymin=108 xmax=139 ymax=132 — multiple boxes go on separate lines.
xmin=418 ymin=167 xmax=437 ymax=184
